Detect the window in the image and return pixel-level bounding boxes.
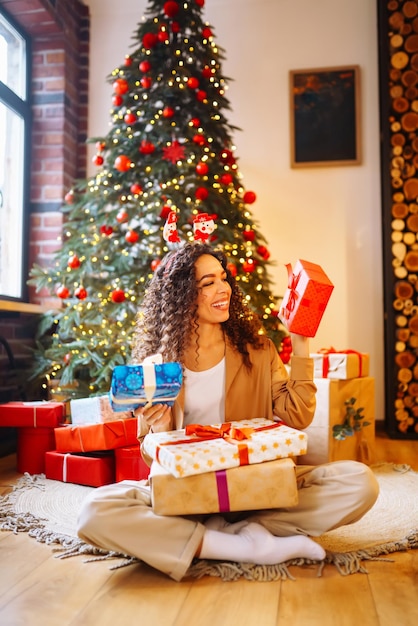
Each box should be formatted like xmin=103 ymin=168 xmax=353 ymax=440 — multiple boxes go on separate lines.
xmin=0 ymin=9 xmax=31 ymax=300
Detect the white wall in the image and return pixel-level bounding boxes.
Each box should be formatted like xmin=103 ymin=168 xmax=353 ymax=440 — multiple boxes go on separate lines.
xmin=83 ymin=0 xmax=385 ymax=420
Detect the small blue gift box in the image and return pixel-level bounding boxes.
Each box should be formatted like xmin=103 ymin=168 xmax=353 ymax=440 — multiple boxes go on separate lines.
xmin=109 ymin=361 xmax=183 ymax=412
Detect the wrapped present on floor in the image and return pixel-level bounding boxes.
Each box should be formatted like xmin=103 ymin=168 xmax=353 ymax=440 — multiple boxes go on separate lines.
xmin=150 ymin=457 xmax=298 ymax=516
xmin=299 ymin=377 xmax=375 ymax=465
xmin=115 ymin=445 xmax=150 ymax=481
xmin=17 ymin=426 xmax=66 ymax=474
xmin=279 ymin=259 xmax=334 ymax=337
xmin=312 ymin=348 xmax=369 ymax=379
xmin=0 ymin=401 xmax=65 ymax=428
xmin=109 ymin=354 xmax=182 ymax=412
xmin=142 ymin=418 xmax=308 ymax=478
xmin=54 ymin=417 xmax=138 ymax=453
xmin=70 ymin=394 xmax=131 ymax=425
xmin=45 ymin=450 xmax=115 ymax=487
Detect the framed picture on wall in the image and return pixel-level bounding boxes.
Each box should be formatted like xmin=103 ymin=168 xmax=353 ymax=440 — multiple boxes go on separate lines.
xmin=289 ymin=65 xmax=361 ymax=167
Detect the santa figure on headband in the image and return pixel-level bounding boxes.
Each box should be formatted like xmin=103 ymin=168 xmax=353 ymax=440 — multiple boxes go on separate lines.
xmin=193 ymin=212 xmax=216 ymax=242
xmin=163 ymin=210 xmax=181 ymax=243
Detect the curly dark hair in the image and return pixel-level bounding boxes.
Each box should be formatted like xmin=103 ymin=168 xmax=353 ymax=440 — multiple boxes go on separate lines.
xmin=131 ymin=242 xmax=263 ymax=369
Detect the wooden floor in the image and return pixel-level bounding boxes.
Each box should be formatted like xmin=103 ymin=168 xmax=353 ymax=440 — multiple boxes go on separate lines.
xmin=0 ymin=424 xmax=417 ymax=626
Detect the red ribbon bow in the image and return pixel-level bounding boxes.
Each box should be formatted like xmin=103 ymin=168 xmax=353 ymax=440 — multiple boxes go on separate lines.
xmin=283 ymin=263 xmax=301 ymax=319
xmin=155 ymin=421 xmax=285 ymax=469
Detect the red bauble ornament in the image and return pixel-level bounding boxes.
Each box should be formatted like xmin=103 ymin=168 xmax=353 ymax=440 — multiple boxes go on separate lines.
xmin=95 ymin=141 xmax=105 ymax=151
xmin=202 ymin=26 xmax=212 ymax=38
xmin=116 ymin=209 xmax=129 ymax=223
xmin=202 ymin=65 xmax=213 ymax=78
xmin=113 ymin=78 xmax=129 ymax=95
xmin=192 ymin=134 xmax=206 ymax=146
xmin=195 ymin=0 xmax=205 ymax=6
xmin=171 ymin=21 xmax=180 ymax=33
xmin=256 ymin=245 xmax=270 ymax=260
xmin=158 ymin=30 xmax=169 ymax=43
xmin=74 ymin=286 xmax=87 ymax=300
xmin=196 ymin=89 xmax=207 ymax=101
xmin=139 ymin=140 xmax=155 ymax=154
xmin=164 ymin=1 xmax=179 ymax=18
xmin=64 ymin=190 xmax=75 ymax=204
xmin=139 ymin=60 xmax=151 ymax=73
xmin=142 ymin=32 xmax=158 ymax=49
xmin=243 ymin=229 xmax=255 ymax=242
xmin=227 ymin=262 xmax=237 ymax=277
xmin=100 ymin=225 xmax=114 ymax=236
xmin=190 ymin=117 xmax=200 ymax=127
xmin=111 ymin=289 xmax=126 ymax=303
xmin=67 ymin=254 xmax=81 ymax=269
xmin=196 ymin=162 xmax=209 ymax=175
xmin=195 ymin=186 xmax=209 ymax=201
xmin=163 ymin=106 xmax=175 ymax=118
xmin=124 ymin=56 xmax=133 ymax=66
xmin=242 ymin=259 xmax=256 ymax=273
xmin=151 ymin=259 xmax=161 ymax=271
xmin=124 ymin=112 xmax=137 ymax=124
xmin=125 ymin=230 xmax=139 ymax=244
xmin=220 ymin=173 xmax=233 ymax=185
xmin=187 ymin=76 xmax=199 ymax=89
xmin=114 ymin=155 xmax=132 ymax=172
xmin=56 ymin=285 xmax=70 ymax=299
xmin=243 ymin=190 xmax=257 ymax=204
xmin=220 ymin=149 xmax=235 ymax=164
xmin=112 ymin=94 xmax=123 ymax=107
xmin=141 ymin=76 xmax=152 ymax=89
xmin=92 ymin=154 xmax=104 ymax=166
xmin=130 ymin=183 xmax=143 ymax=195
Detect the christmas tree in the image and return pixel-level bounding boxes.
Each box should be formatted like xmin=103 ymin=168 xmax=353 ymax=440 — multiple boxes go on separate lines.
xmin=29 ymin=0 xmax=288 ymax=399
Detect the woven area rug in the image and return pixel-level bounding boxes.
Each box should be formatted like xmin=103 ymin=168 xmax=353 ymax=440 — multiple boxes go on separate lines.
xmin=1 ymin=463 xmax=417 ymax=582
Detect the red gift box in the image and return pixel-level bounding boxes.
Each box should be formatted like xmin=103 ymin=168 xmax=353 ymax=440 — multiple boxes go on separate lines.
xmin=279 ymin=259 xmax=334 ymax=337
xmin=54 ymin=418 xmax=138 ymax=453
xmin=17 ymin=426 xmax=64 ymax=474
xmin=115 ymin=445 xmax=150 ymax=482
xmin=0 ymin=401 xmax=65 ymax=428
xmin=45 ymin=451 xmax=115 ymax=487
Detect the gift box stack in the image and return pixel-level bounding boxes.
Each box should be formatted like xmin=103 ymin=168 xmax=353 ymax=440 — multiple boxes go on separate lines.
xmin=0 ymin=401 xmax=66 ymax=474
xmin=46 ymin=394 xmax=150 ymax=487
xmin=299 ymin=349 xmax=375 ymax=465
xmin=142 ymin=418 xmax=307 ymax=515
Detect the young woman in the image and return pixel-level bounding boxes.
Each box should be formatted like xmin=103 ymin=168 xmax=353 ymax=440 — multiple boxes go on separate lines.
xmin=77 ymin=242 xmax=379 ymax=581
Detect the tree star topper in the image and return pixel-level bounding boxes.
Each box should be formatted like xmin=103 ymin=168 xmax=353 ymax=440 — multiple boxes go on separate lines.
xmin=162 ymin=140 xmax=186 ymax=164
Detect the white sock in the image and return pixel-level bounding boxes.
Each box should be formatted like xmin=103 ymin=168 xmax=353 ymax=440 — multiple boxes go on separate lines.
xmin=199 ymin=522 xmax=326 ymax=564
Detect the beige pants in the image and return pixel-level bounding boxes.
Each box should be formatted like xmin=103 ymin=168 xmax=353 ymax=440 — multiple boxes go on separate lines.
xmin=77 ymin=460 xmax=379 ymax=581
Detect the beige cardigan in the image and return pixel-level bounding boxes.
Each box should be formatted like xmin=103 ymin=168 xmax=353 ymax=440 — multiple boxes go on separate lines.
xmin=138 ymin=336 xmax=316 ymax=440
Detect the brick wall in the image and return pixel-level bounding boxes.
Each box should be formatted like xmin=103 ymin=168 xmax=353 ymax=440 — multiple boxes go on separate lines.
xmin=0 ymin=0 xmax=90 ymax=400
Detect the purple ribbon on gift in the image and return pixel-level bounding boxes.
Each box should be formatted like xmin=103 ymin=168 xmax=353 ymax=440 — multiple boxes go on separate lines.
xmin=215 ymin=469 xmax=231 ymax=512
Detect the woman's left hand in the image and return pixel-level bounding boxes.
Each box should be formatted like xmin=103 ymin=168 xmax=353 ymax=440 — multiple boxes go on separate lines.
xmin=134 ymin=403 xmax=173 ymax=433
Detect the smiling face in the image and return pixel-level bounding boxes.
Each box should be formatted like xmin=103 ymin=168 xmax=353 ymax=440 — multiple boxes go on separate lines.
xmin=194 ymin=253 xmax=232 ymax=326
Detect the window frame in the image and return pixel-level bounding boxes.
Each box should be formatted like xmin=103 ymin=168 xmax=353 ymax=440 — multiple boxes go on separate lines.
xmin=0 ymin=6 xmax=32 ymax=302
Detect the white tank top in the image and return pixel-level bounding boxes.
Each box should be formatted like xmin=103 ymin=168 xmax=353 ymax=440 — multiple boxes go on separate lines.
xmin=183 ymin=357 xmax=226 ymax=426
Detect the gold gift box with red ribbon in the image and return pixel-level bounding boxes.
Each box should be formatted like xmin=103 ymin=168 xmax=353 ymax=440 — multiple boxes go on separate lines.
xmin=141 ymin=418 xmax=308 ymax=478
xmin=150 ymin=457 xmax=298 ymax=515
xmin=279 ymin=259 xmax=334 ymax=337
xmin=312 ymin=348 xmax=370 ymax=380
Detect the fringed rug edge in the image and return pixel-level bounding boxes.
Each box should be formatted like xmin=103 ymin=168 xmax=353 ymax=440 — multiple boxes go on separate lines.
xmin=1 ymin=469 xmax=417 ymax=582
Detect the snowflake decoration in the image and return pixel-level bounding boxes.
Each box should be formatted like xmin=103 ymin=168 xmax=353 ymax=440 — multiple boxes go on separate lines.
xmin=162 ymin=140 xmax=186 ymax=164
